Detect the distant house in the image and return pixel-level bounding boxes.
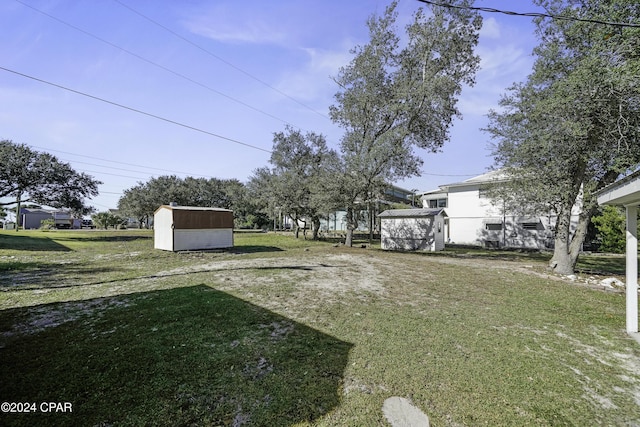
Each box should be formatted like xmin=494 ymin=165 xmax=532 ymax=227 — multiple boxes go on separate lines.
xmin=419 ymin=170 xmax=579 ymax=249
xmin=20 ymin=208 xmax=81 ymax=229
xmin=20 ymin=208 xmax=53 ymax=229
xmin=378 ymin=208 xmax=447 ymax=252
xmin=154 ymin=205 xmax=234 ymax=251
xmin=317 ymin=185 xmax=416 ymax=233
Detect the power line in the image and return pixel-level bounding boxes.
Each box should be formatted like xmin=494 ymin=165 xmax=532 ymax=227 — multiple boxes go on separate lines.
xmin=77 ymin=168 xmax=150 ymax=181
xmin=28 ymin=145 xmax=216 ymax=178
xmin=416 ymin=0 xmax=640 ymax=28
xmin=57 ymin=156 xmax=214 ymax=180
xmin=0 ymin=66 xmax=273 ymax=154
xmin=113 ymin=0 xmax=331 ymax=120
xmin=14 ymin=0 xmax=303 ymax=130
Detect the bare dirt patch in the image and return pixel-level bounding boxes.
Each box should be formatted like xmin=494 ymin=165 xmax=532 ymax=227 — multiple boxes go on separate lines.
xmin=1 ymin=297 xmax=132 ymax=339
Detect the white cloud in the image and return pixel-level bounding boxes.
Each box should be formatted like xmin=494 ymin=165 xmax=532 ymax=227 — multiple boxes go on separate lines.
xmin=186 ymin=20 xmax=286 ymax=45
xmin=182 ymin=5 xmax=287 ymax=45
xmin=477 ymin=44 xmax=533 ymax=81
xmin=274 ymin=45 xmax=353 ymax=103
xmin=479 ymin=17 xmax=501 ymax=40
xmin=458 ymin=42 xmax=535 ymax=117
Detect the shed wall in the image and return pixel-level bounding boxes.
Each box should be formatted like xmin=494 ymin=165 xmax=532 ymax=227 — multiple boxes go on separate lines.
xmin=381 ymin=216 xmax=444 ymax=251
xmin=173 ymin=210 xmax=233 ymax=229
xmin=173 ymin=229 xmax=233 ymax=251
xmin=154 ymin=208 xmax=174 ymax=251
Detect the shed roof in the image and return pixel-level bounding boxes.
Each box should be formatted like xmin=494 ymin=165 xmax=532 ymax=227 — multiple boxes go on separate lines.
xmin=154 ymin=205 xmax=233 ymax=214
xmin=596 ymin=170 xmax=640 ymax=207
xmin=378 ymin=208 xmax=446 ymax=218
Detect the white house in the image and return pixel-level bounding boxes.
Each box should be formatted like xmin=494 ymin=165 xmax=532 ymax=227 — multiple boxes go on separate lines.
xmin=420 ymin=170 xmax=579 ymax=249
xmin=378 ymin=208 xmax=447 ymax=251
xmin=154 ymin=205 xmax=234 ymax=252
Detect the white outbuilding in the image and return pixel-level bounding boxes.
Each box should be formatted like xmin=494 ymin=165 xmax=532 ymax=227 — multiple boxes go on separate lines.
xmin=378 ymin=208 xmax=447 ymax=252
xmin=154 ymin=205 xmax=234 ymax=252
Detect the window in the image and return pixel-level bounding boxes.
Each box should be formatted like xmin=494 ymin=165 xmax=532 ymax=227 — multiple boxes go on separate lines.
xmin=485 ymin=223 xmax=502 ymax=231
xmin=428 ymin=198 xmax=447 ymax=208
xmin=522 ymin=222 xmax=539 ymax=230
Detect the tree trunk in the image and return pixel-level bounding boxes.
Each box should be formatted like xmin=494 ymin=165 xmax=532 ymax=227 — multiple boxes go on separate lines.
xmin=311 ymin=216 xmax=321 ymax=240
xmin=549 ymin=205 xmax=595 ymax=275
xmin=14 ymin=193 xmax=22 ymax=232
xmin=345 ymin=207 xmax=356 ymax=247
xmin=549 ymin=169 xmax=620 ymax=275
xmin=549 ymin=208 xmax=581 ymax=275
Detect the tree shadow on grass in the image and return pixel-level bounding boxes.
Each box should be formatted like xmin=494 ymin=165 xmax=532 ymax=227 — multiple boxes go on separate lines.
xmin=0 ymin=264 xmax=128 ymax=290
xmin=229 ymin=245 xmax=284 ymax=254
xmin=0 ymin=285 xmax=353 ymax=426
xmin=54 ymin=234 xmax=152 ymax=243
xmin=576 ymin=255 xmax=627 ymax=275
xmin=0 ymin=234 xmax=72 ymax=252
xmin=1 ymin=263 xmax=337 ymax=292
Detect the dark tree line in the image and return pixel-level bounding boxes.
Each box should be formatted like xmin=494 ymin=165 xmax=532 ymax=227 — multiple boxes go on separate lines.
xmin=117 ymin=175 xmax=267 ymax=229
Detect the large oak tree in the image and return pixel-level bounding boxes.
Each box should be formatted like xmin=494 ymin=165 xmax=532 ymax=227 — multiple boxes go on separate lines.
xmin=248 ymin=127 xmax=339 ymax=239
xmin=0 ymin=140 xmax=101 ymax=223
xmin=329 ymin=0 xmax=481 ymax=246
xmin=485 ymin=0 xmax=640 ymax=274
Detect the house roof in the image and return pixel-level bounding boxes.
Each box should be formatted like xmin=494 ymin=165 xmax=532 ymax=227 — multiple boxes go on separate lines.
xmin=596 ymin=169 xmax=640 ymax=207
xmin=440 ymin=169 xmax=507 ymax=190
xmin=154 ymin=205 xmax=233 ymax=214
xmin=378 ymin=208 xmax=446 ymax=218
xmin=20 ymin=208 xmax=66 ymax=214
xmin=418 ymin=189 xmax=447 ymax=197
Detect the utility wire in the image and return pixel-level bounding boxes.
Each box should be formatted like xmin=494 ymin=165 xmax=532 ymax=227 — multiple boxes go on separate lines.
xmin=63 ymin=159 xmax=174 ymax=177
xmin=14 ymin=0 xmax=302 ymax=130
xmin=113 ymin=0 xmax=331 ymax=120
xmin=0 ymin=66 xmax=273 ymax=154
xmin=28 ymin=145 xmax=217 ymax=178
xmin=56 ymin=156 xmax=215 ymax=180
xmin=416 ymin=0 xmax=640 ymax=28
xmin=79 ymin=169 xmax=149 ymax=181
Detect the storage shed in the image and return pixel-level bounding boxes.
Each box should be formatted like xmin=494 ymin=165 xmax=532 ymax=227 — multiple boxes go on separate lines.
xmin=154 ymin=205 xmax=234 ymax=252
xmin=378 ymin=208 xmax=447 ymax=252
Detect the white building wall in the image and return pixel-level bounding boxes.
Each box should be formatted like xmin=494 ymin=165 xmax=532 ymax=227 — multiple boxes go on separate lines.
xmin=446 ymin=186 xmax=503 ymax=245
xmin=380 ymin=215 xmax=445 ymax=251
xmin=423 ymin=181 xmax=576 ymax=249
xmin=153 ymin=208 xmax=174 ymax=251
xmin=422 ymin=166 xmax=592 ymax=250
xmin=173 ymin=229 xmax=233 ymax=251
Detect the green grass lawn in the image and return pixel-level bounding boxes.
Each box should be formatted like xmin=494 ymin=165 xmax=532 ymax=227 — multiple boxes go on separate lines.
xmin=0 ymin=229 xmax=638 ymax=426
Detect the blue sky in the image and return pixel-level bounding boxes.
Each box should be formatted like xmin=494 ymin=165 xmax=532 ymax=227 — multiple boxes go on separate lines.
xmin=1 ymin=0 xmax=543 ymax=212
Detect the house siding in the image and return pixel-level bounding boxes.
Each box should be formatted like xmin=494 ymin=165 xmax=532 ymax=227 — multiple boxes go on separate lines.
xmin=420 ymin=171 xmax=579 ymax=249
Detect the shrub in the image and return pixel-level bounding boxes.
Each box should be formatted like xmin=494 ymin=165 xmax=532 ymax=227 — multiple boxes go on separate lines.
xmin=592 ymin=206 xmax=625 ymax=253
xmin=39 ymin=218 xmax=55 ymax=230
